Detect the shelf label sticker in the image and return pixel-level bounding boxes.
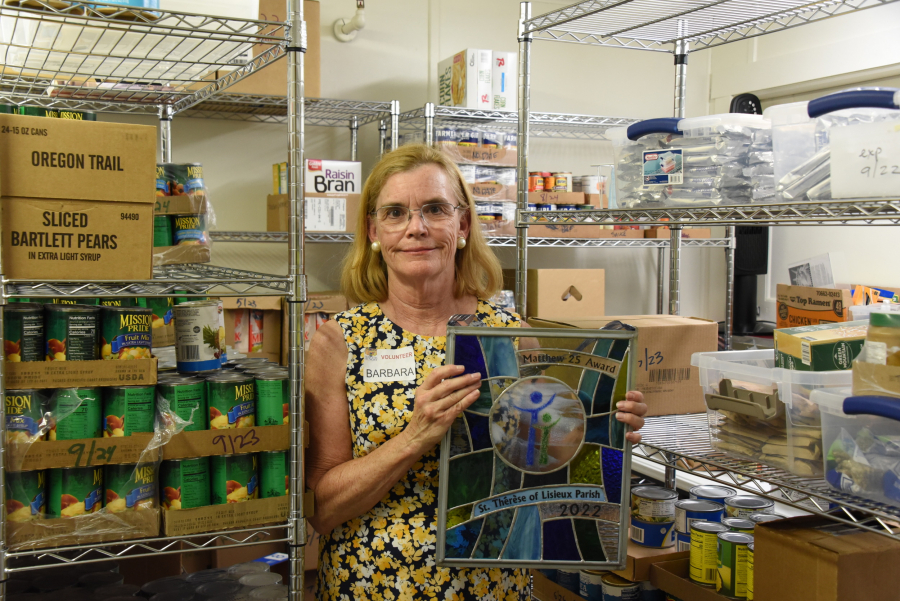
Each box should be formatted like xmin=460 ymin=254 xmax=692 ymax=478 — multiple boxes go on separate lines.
xmin=831 ymin=120 xmax=900 ymax=199
xmin=306 ymin=197 xmax=347 ymax=232
xmin=642 ymin=148 xmax=683 ymax=187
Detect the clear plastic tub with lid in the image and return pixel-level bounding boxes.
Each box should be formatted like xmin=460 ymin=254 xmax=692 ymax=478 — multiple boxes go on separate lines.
xmin=610 ymin=119 xmax=683 ymax=209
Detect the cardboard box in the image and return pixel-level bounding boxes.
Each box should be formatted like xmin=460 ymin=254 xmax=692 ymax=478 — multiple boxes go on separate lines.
xmin=224 ymin=0 xmax=320 ymax=98
xmin=644 ymin=228 xmax=712 ymax=239
xmin=852 ymin=360 xmax=900 ymax=398
xmin=613 ymin=541 xmax=689 ymax=582
xmin=529 ymin=315 xmax=718 ymax=415
xmin=154 ymin=194 xmax=210 ymax=216
xmin=649 ymin=559 xmax=724 ymax=601
xmin=531 ymin=569 xmax=582 ymax=601
xmin=283 ymin=292 xmax=349 ymax=362
xmin=437 ymin=49 xmax=492 ymax=110
xmin=439 ymin=145 xmax=517 ymax=167
xmin=222 ymin=296 xmax=284 ymax=363
xmin=470 ymin=182 xmax=514 ymax=201
xmin=774 ymin=321 xmax=867 ymax=371
xmin=5 ymin=357 xmax=157 ymax=389
xmin=2 ymin=197 xmax=153 ymax=280
xmin=529 ymin=191 xmax=587 ymax=205
xmin=163 ymin=424 xmax=290 ymax=460
xmin=503 ymin=269 xmax=604 ymax=319
xmin=847 ymin=283 xmax=900 ymax=305
xmin=776 ymin=284 xmax=852 ymax=329
xmin=584 ymin=193 xmax=608 ymax=209
xmin=152 ymin=244 xmax=211 ymax=267
xmin=266 ymin=194 xmax=361 ymax=233
xmin=7 ymin=433 xmax=158 ymax=472
xmin=528 ymin=224 xmax=643 ymax=240
xmin=163 ymin=496 xmax=287 ymax=537
xmin=273 ymin=162 xmax=287 ymax=195
xmin=8 ymin=506 xmax=159 ymax=550
xmin=305 ymin=159 xmax=362 ymax=196
xmin=0 ymin=114 xmax=156 ymax=204
xmin=754 ymin=516 xmax=900 ymax=601
xmin=491 ymin=51 xmax=517 ymax=110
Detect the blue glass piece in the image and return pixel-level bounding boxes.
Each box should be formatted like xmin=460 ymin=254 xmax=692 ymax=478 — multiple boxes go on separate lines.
xmin=585 ymin=414 xmax=610 ymax=446
xmin=542 ymin=519 xmax=581 ymax=561
xmin=523 ymin=467 xmax=568 ymax=489
xmin=610 ymin=410 xmax=626 ymax=449
xmin=602 ymin=447 xmax=624 ymax=505
xmin=591 ymin=338 xmax=614 ymax=358
xmin=592 ymin=374 xmax=615 ymax=416
xmin=449 ymin=415 xmax=471 ymax=457
xmin=472 ymin=509 xmax=515 ymax=559
xmin=465 ymin=412 xmax=491 ymax=451
xmin=609 ymin=338 xmax=629 ymax=361
xmin=501 ymin=505 xmax=542 ymax=560
xmin=455 ymin=335 xmax=488 ymax=380
xmin=492 ymin=455 xmax=522 ymax=495
xmin=445 ymin=519 xmax=483 ymax=559
xmin=480 ymin=336 xmax=520 ymax=380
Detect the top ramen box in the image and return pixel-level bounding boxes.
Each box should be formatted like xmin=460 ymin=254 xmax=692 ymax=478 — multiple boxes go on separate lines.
xmin=776 ymin=284 xmax=852 ymax=329
xmin=437 ymin=49 xmax=492 ymax=110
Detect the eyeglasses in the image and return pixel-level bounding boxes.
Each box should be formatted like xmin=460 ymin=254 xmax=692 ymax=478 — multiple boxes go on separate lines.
xmin=371 ymin=202 xmax=464 ymax=231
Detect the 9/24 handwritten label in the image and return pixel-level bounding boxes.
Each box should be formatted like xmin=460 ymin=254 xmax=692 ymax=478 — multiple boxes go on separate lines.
xmin=831 ymin=120 xmax=900 ymax=199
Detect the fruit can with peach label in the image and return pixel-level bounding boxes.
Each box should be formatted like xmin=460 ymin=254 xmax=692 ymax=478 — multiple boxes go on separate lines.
xmin=5 ymin=388 xmax=47 ymax=444
xmin=4 ymin=303 xmax=44 ymax=362
xmin=103 ymin=386 xmax=155 ymax=437
xmin=47 ymin=466 xmax=103 ymax=518
xmin=160 ymin=457 xmax=210 ymax=510
xmin=100 ymin=306 xmax=152 ymax=361
xmin=44 ymin=304 xmax=100 ymax=361
xmin=255 ymin=373 xmax=289 ymax=427
xmin=49 ymin=388 xmax=102 ymax=440
xmin=258 ymin=450 xmax=287 ymax=498
xmin=104 ymin=463 xmax=157 ymax=513
xmin=207 ymin=373 xmax=255 ymax=430
xmin=6 ymin=470 xmax=46 ymax=522
xmin=211 ymin=454 xmax=258 ymax=505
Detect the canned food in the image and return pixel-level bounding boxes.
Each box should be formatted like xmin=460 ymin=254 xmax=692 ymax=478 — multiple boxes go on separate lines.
xmin=157 ymin=378 xmax=208 ymax=431
xmin=496 ymin=167 xmax=516 ymax=186
xmin=435 ymin=126 xmax=457 ymax=146
xmin=5 ymin=470 xmax=46 ymax=522
xmin=157 ymin=163 xmax=205 ymax=197
xmin=457 ymin=164 xmax=477 ymax=184
xmin=49 ymin=388 xmax=102 ymax=440
xmin=543 ymin=175 xmax=557 ymax=191
xmin=44 ymin=304 xmax=100 ymax=361
xmin=250 ymin=585 xmax=289 ymax=600
xmin=748 ymin=512 xmax=784 ymax=525
xmin=154 ymin=215 xmax=174 ymax=247
xmin=630 ymin=486 xmax=676 ymax=548
xmin=457 ymin=130 xmax=479 ymax=147
xmin=572 ymin=175 xmax=583 ymax=192
xmin=579 ymin=570 xmax=605 ymax=601
xmin=600 ymin=572 xmax=639 ymax=600
xmin=721 ymin=517 xmax=755 ymax=534
xmin=259 ymin=450 xmax=287 ymax=498
xmin=240 ymin=572 xmax=282 ymax=587
xmin=141 ymin=578 xmax=195 ymax=598
xmin=747 ymin=542 xmax=755 ymax=601
xmin=211 ymin=454 xmax=258 ymax=504
xmin=139 ymin=296 xmax=175 ymax=340
xmin=480 ymin=131 xmax=501 ymax=149
xmin=716 ymin=532 xmax=753 ymax=599
xmin=689 ymin=521 xmax=728 ymax=586
xmin=47 ymin=466 xmax=103 ymax=518
xmin=98 ymin=298 xmax=136 ymax=307
xmin=174 ymin=301 xmax=224 ymax=372
xmin=528 ymin=172 xmax=544 ymax=192
xmin=4 ymin=303 xmax=44 ymax=362
xmin=725 ymin=496 xmax=774 ymax=519
xmin=228 ymin=562 xmax=271 ymax=580
xmin=639 ymin=580 xmax=663 ymax=601
xmin=79 ymin=572 xmax=124 ymax=590
xmin=556 ymin=569 xmax=580 ymax=594
xmin=51 ymin=295 xmax=99 ymax=306
xmin=172 ymin=214 xmax=209 ymax=246
xmin=475 ymin=166 xmax=498 ymax=183
xmin=690 ymin=485 xmax=737 ymax=503
xmin=208 ymin=373 xmax=255 ymax=429
xmin=502 ymin=131 xmax=517 ymax=148
xmin=104 ymin=463 xmax=157 ymax=513
xmin=675 ymin=499 xmax=724 ymax=534
xmin=196 ymin=581 xmax=244 ymax=599
xmin=534 ymin=203 xmax=557 ymax=211
xmin=5 ymin=389 xmax=47 ymax=443
xmin=101 ymin=306 xmax=152 ymax=360
xmin=553 ymin=172 xmax=572 ymax=192
xmin=103 ymin=386 xmax=155 ymax=437
xmin=676 ymin=530 xmax=691 ymax=552
xmin=255 ymin=373 xmax=289 ymax=426
xmin=160 ymin=457 xmax=211 ymax=510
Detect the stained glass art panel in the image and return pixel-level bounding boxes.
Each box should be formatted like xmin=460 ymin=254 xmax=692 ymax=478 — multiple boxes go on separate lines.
xmin=437 ymin=323 xmax=636 ymax=570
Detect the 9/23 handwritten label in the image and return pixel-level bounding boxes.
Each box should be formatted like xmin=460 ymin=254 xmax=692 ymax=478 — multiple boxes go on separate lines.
xmin=831 ymin=120 xmax=900 ymax=199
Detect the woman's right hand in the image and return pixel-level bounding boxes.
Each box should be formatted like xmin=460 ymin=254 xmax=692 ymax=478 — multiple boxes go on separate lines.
xmin=401 ymin=364 xmax=482 ymax=454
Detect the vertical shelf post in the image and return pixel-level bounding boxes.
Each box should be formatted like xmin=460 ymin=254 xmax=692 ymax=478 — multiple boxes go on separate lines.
xmin=657 ymin=247 xmax=665 ymax=314
xmin=158 ymin=105 xmax=174 ymax=163
xmin=724 ymin=226 xmax=735 ymax=350
xmin=424 ymin=102 xmax=435 ymax=146
xmin=378 ymin=120 xmax=387 ymax=157
xmin=286 ymin=0 xmax=307 ymax=598
xmin=349 ymin=115 xmax=359 ymax=162
xmin=515 ymin=1 xmax=532 ymax=318
xmin=390 ymin=100 xmax=400 ymax=151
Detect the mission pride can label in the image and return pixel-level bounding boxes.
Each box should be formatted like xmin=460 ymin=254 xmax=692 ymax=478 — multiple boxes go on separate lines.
xmin=44 ymin=304 xmax=100 ymax=361
xmin=208 ymin=373 xmax=255 ymax=430
xmin=3 ymin=303 xmax=44 ymax=362
xmin=50 ymin=388 xmax=102 ymax=440
xmin=211 ymin=454 xmax=258 ymax=504
xmin=103 ymin=386 xmax=155 ymax=437
xmin=5 ymin=389 xmax=46 ymax=443
xmin=104 ymin=463 xmax=157 ymax=513
xmin=161 ymin=457 xmax=210 ymax=510
xmin=100 ymin=306 xmax=152 ymax=360
xmin=48 ymin=466 xmax=103 ymax=518
xmin=5 ymin=470 xmax=46 ymax=522
xmin=259 ymin=450 xmax=287 ymax=498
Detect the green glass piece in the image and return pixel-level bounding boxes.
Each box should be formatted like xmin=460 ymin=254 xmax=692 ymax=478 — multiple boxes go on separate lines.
xmin=472 ymin=508 xmax=515 ymax=559
xmin=573 ymin=519 xmax=607 ymax=561
xmin=468 ymin=380 xmax=494 ymax=414
xmin=571 ymin=443 xmax=603 ymax=486
xmin=446 ymin=504 xmax=473 ymax=528
xmin=491 ymin=455 xmax=522 ymax=496
xmin=449 ymin=415 xmax=471 ymax=457
xmin=447 ymin=450 xmax=493 ymax=509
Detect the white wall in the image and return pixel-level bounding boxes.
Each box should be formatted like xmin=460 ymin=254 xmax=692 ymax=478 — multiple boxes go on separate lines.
xmin=103 ymin=0 xmax=900 ymax=320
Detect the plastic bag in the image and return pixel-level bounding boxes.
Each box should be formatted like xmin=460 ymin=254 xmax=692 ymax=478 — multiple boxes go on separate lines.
xmin=153 ymin=163 xmax=217 ymax=267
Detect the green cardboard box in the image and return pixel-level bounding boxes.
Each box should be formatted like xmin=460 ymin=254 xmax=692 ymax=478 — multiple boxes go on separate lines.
xmin=774 ymin=321 xmax=868 ymax=371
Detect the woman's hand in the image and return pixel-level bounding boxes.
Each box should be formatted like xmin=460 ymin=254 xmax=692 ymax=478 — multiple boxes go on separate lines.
xmin=400 ymin=365 xmax=482 ymax=455
xmin=616 ymin=391 xmax=648 ymax=444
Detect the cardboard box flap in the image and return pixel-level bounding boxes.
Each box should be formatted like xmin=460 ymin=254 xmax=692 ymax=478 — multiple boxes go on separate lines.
xmin=222 ymin=296 xmax=285 ymax=311
xmin=305 ymin=291 xmax=348 ymax=314
xmin=154 ymin=195 xmax=209 ymax=215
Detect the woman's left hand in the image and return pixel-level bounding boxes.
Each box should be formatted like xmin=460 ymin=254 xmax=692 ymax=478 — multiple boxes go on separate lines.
xmin=616 ymin=391 xmax=648 ymax=444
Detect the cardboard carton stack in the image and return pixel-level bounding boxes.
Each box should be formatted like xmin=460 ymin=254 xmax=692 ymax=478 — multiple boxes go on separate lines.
xmin=268 ymin=160 xmax=362 ymax=234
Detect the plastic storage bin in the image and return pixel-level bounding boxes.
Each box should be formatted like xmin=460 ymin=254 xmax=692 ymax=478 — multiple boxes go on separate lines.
xmin=812 ymin=389 xmax=900 ymax=508
xmin=849 ymin=302 xmax=900 ymax=322
xmin=765 ymin=88 xmax=900 ymax=202
xmin=609 ymin=119 xmax=682 ymax=209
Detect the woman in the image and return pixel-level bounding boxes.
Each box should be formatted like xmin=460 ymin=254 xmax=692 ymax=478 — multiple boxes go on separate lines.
xmin=306 ymin=144 xmax=648 ymax=601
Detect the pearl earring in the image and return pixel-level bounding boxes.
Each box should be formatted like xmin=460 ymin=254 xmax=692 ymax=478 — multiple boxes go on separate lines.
xmin=371 ymin=241 xmax=381 ymax=253
xmin=456 ymin=237 xmax=466 ymax=250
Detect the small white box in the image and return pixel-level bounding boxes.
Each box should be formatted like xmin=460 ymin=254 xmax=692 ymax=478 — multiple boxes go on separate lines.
xmin=438 ymin=49 xmax=492 ymax=110
xmin=491 ymin=51 xmax=517 ymax=111
xmin=305 ymin=159 xmax=362 ymax=196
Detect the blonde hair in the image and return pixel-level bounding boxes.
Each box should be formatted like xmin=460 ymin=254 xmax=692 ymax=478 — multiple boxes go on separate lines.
xmin=341 ymin=144 xmax=502 ymax=304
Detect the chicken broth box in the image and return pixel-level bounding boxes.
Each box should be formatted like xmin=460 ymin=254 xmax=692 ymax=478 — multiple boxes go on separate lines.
xmin=776 ymin=284 xmax=852 ymax=329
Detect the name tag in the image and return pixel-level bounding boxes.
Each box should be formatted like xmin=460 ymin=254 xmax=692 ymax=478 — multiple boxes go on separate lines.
xmin=363 ymin=347 xmax=417 ymax=382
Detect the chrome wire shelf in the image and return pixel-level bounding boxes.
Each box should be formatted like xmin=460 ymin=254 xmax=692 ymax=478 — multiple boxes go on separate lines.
xmin=520 ymin=198 xmax=900 ymax=226
xmin=184 ymin=95 xmax=394 ymax=125
xmin=523 ymin=0 xmax=900 ymax=52
xmin=636 ymin=414 xmax=900 ymax=541
xmin=0 ymin=0 xmax=288 ymax=113
xmin=3 ymin=264 xmax=290 ymax=298
xmin=6 ymin=525 xmax=289 ymax=571
xmin=398 ymin=105 xmax=637 ymax=140
xmin=211 ymin=231 xmax=731 ymax=248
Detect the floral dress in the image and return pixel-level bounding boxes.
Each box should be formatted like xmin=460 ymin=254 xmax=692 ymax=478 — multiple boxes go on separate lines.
xmin=316 ymin=300 xmax=530 ymax=601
